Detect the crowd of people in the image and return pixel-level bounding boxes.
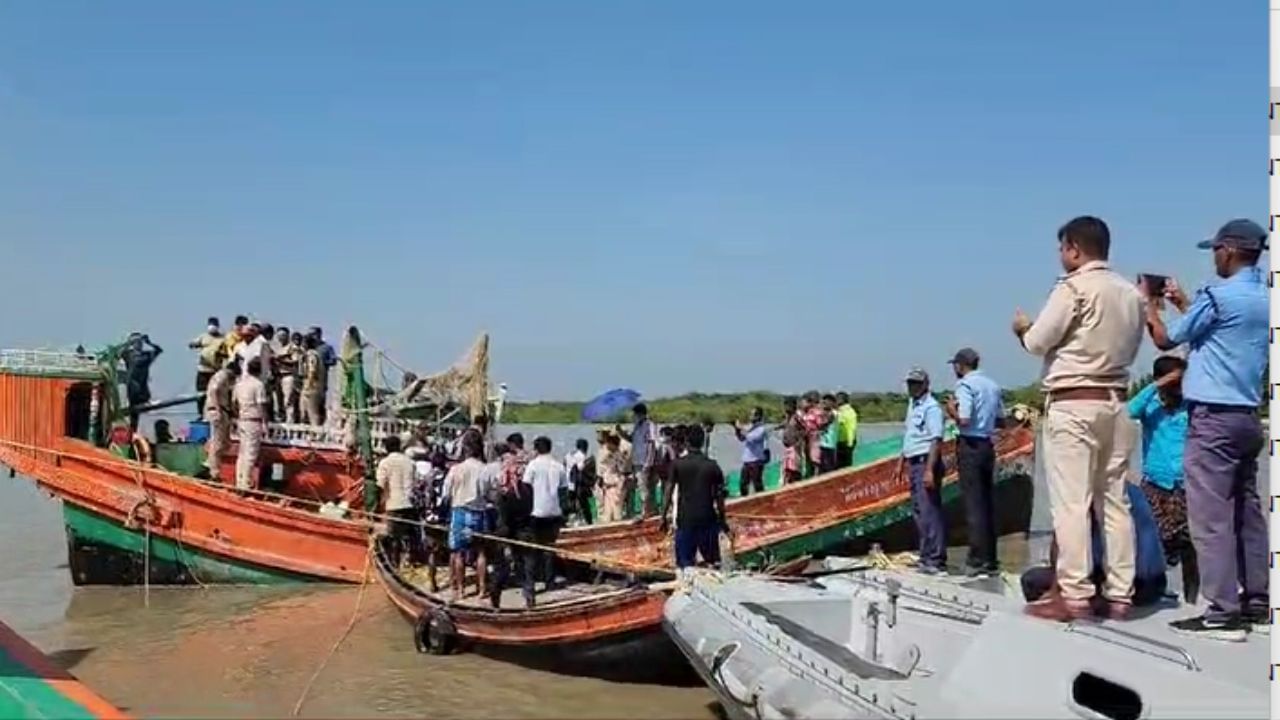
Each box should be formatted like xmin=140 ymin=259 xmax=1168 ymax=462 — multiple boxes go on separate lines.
xmin=370 ymin=393 xmax=875 ymax=604
xmin=189 ymin=316 xmax=340 ymax=488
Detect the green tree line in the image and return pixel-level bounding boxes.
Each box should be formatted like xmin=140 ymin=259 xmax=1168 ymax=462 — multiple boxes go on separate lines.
xmin=501 ymin=372 xmax=1271 ymax=425
xmin=503 ymin=386 xmax=1047 ymax=425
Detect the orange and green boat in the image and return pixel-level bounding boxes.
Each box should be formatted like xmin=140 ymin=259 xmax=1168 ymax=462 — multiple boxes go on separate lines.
xmin=0 ymin=620 xmax=128 ymax=719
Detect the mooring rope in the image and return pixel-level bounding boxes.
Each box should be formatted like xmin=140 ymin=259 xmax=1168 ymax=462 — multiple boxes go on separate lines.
xmin=290 ymin=541 xmax=374 ymax=717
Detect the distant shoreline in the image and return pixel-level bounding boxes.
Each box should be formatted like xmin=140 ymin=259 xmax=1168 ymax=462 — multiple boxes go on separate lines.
xmin=499 ymin=374 xmax=1271 ymax=425
xmin=500 ymin=386 xmax=1047 ymax=425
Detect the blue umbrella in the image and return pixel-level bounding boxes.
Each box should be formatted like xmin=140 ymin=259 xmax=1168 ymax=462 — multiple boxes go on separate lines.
xmin=581 ymin=388 xmax=642 ymax=422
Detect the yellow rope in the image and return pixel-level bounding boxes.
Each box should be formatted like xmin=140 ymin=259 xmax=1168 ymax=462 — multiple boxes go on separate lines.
xmin=290 ymin=542 xmax=374 ymax=717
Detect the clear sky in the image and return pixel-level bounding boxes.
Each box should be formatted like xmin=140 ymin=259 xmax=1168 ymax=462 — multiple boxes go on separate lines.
xmin=0 ymin=1 xmax=1264 ymax=402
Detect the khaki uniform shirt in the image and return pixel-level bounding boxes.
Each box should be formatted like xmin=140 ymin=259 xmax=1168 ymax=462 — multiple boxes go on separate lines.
xmin=1021 ymin=260 xmax=1144 ymax=391
xmin=233 ymin=375 xmax=269 ymax=421
xmin=204 ymin=368 xmax=235 ymax=421
xmin=301 ymin=349 xmax=326 ymax=394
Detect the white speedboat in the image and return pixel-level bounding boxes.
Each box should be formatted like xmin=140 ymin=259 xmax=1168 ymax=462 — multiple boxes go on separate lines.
xmin=664 ymin=560 xmax=1268 ymax=719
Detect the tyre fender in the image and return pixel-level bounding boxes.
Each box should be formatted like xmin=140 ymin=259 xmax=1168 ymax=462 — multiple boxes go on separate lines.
xmin=413 ymin=607 xmax=457 ymax=655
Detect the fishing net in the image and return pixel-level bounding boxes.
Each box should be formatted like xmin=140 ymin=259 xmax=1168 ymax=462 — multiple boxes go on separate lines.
xmin=368 ymin=334 xmax=491 ymax=421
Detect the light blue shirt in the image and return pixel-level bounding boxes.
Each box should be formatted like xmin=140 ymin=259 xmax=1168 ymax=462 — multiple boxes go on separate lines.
xmin=955 ymin=370 xmax=1003 ymax=439
xmin=1167 ymin=266 xmax=1268 ymax=408
xmin=739 ymin=422 xmax=768 ymax=464
xmin=1126 ymin=383 xmax=1188 ymax=491
xmin=901 ymin=394 xmax=944 ymax=459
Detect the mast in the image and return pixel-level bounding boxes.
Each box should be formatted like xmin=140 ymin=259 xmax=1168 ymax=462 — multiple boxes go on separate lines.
xmin=340 ymin=326 xmax=378 ymax=513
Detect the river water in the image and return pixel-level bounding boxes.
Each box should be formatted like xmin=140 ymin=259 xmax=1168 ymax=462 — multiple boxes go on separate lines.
xmin=0 ymin=421 xmax=1265 ymax=717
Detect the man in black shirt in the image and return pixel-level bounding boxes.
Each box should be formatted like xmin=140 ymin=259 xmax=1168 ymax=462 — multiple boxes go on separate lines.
xmin=660 ymin=424 xmax=730 ymax=569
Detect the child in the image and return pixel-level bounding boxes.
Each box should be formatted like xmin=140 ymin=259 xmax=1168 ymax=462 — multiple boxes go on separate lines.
xmin=1127 ymin=355 xmax=1196 ymax=602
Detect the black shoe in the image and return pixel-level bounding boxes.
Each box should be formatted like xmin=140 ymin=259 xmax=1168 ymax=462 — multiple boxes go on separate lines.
xmin=965 ymin=566 xmax=992 ymax=579
xmin=1242 ymin=607 xmax=1271 ymax=635
xmin=1168 ymin=615 xmax=1247 ymax=643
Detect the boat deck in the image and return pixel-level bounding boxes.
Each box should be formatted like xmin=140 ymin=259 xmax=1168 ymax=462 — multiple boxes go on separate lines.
xmin=396 ymin=564 xmax=634 ymax=610
xmin=666 ymin=560 xmax=1269 ymax=719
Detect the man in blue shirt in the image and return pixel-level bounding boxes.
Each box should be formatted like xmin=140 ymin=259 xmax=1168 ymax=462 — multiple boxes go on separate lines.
xmin=1143 ymin=218 xmax=1269 ymax=642
xmin=732 ymin=407 xmax=769 ymax=496
xmin=894 ymin=368 xmax=947 ymax=574
xmin=1127 ymin=355 xmax=1196 ymax=603
xmin=944 ymin=347 xmax=1005 ymax=578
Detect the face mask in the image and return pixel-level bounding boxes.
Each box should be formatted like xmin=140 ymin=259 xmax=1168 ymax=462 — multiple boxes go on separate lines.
xmin=208 ymin=325 xmax=219 ymax=334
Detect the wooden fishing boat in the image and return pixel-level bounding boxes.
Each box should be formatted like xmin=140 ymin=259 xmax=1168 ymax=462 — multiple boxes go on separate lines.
xmin=555 ymin=423 xmax=1037 ymax=573
xmin=373 ymin=534 xmax=668 ymax=654
xmin=0 ymin=620 xmax=130 ymax=719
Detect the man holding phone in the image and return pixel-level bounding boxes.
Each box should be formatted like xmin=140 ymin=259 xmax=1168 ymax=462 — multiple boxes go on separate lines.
xmin=1012 ymin=216 xmax=1144 ymax=621
xmin=1142 ymin=218 xmax=1269 ymax=642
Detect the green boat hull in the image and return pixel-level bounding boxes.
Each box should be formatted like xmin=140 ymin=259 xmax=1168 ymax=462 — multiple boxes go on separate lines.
xmin=734 ymin=460 xmax=1035 ymax=568
xmin=0 ymin=621 xmax=123 ymax=719
xmin=0 ymin=653 xmax=103 ymax=720
xmin=62 ymin=504 xmax=319 ymax=586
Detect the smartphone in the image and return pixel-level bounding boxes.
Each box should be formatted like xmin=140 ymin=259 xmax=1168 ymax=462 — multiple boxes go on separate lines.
xmin=1139 ymin=273 xmax=1168 ymax=297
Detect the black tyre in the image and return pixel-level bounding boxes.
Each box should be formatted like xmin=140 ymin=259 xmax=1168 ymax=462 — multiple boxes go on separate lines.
xmin=413 ymin=608 xmax=457 ymax=656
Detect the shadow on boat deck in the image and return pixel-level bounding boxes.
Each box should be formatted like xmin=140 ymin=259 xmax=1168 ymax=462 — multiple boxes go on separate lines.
xmin=46 ymin=646 xmax=96 ymax=672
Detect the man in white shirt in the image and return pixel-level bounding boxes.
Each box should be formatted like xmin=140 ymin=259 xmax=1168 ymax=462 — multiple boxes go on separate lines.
xmin=443 ymin=442 xmax=490 ymax=599
xmin=235 ymin=323 xmax=274 ymax=387
xmin=232 ymin=358 xmax=268 ymax=491
xmin=520 ymin=436 xmax=570 ymax=607
xmin=377 ymin=435 xmax=419 ymax=570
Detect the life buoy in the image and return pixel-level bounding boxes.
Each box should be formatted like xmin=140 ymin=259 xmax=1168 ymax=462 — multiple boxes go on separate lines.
xmin=131 ymin=434 xmax=154 ymax=466
xmin=413 ymin=607 xmax=457 ymax=656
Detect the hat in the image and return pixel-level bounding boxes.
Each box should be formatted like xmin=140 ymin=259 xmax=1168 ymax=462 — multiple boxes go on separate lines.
xmin=1197 ymin=219 xmax=1268 ymax=251
xmin=904 ymin=367 xmax=929 ymax=383
xmin=947 ymin=347 xmax=980 ymax=366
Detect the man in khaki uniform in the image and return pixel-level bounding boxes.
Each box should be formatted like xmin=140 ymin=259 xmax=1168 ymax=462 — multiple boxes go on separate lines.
xmin=202 ymin=360 xmax=238 ymax=480
xmin=233 ymin=358 xmax=269 ymax=491
xmin=1013 ymin=215 xmax=1144 ymax=621
xmin=300 ymin=335 xmax=327 ymax=426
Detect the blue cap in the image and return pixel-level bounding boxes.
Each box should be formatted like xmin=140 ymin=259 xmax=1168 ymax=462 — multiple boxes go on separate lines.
xmin=1196 ymin=219 xmax=1268 ymax=251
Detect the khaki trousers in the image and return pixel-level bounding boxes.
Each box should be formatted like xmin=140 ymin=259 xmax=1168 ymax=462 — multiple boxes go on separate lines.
xmin=599 ymin=482 xmax=625 ymax=523
xmin=1043 ymin=398 xmax=1135 ymax=603
xmin=205 ymin=415 xmax=231 ymax=477
xmin=280 ymin=376 xmax=299 ymax=423
xmin=236 ymin=421 xmax=264 ymax=491
xmin=301 ymin=391 xmax=325 ymax=426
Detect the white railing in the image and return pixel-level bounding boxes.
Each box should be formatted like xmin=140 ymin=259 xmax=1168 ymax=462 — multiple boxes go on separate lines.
xmin=0 ymin=349 xmax=100 ymax=376
xmin=230 ymin=416 xmax=422 ymax=451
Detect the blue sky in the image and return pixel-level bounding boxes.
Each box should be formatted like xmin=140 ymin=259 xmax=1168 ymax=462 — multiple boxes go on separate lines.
xmin=0 ymin=1 xmax=1264 ymax=401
